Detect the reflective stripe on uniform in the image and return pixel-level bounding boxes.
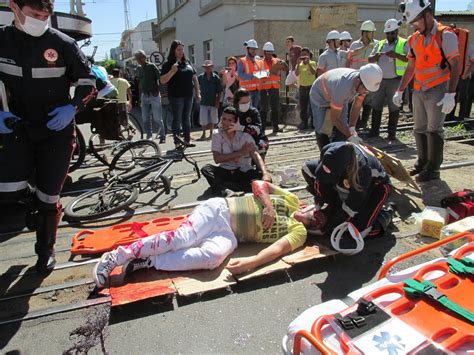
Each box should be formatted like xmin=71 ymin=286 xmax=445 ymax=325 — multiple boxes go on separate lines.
xmin=76 ymin=78 xmax=97 ymax=86
xmin=0 ymin=181 xmax=29 ymax=192
xmin=36 ymin=189 xmax=60 ymax=204
xmin=0 ymin=62 xmax=23 ymax=77
xmin=31 ymin=67 xmax=67 ymax=79
xmin=342 ymin=202 xmax=357 ymax=218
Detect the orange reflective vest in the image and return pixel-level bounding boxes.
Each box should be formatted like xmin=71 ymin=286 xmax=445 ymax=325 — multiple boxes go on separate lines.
xmin=259 ymin=58 xmax=281 ymax=90
xmin=410 ymin=24 xmax=452 ymax=91
xmin=239 ymin=56 xmax=263 ymax=91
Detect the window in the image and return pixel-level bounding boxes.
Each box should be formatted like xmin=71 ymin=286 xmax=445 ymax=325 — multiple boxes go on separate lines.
xmin=203 ymin=40 xmax=212 ymax=61
xmin=188 ymin=45 xmax=195 ymax=65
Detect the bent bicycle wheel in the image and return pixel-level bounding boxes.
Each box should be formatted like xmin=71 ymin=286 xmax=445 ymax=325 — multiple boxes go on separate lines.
xmin=64 ymin=184 xmax=139 ymax=221
xmin=110 ymin=140 xmax=161 ymax=171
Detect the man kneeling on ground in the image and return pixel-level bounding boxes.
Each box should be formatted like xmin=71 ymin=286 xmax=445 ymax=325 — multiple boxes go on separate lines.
xmin=201 ymin=106 xmax=272 ymax=197
xmin=93 ymin=181 xmax=323 ymax=288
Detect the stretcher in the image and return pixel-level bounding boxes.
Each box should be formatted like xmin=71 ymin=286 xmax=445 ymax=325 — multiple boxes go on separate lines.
xmin=283 ymin=231 xmax=474 ymax=354
xmin=70 ymin=215 xmax=189 ymax=254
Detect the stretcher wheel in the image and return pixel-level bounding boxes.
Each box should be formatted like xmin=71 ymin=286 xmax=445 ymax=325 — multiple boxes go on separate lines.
xmin=110 ymin=140 xmax=161 ymax=171
xmin=64 ymin=184 xmax=139 ymax=221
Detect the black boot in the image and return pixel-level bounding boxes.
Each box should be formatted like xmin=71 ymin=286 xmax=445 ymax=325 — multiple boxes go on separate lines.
xmin=370 ymin=202 xmax=397 ymax=237
xmin=411 ymin=133 xmax=428 ymax=176
xmin=368 ymin=110 xmax=382 ymax=137
xmin=35 ymin=209 xmax=60 ymax=273
xmin=359 ymin=104 xmax=372 ymax=131
xmin=417 ymin=132 xmax=444 ymax=182
xmin=387 ymin=110 xmax=399 ymax=140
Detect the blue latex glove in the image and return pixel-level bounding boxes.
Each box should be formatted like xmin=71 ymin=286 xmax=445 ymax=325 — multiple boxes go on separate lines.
xmin=47 ymin=104 xmax=76 ymax=131
xmin=0 ymin=111 xmax=20 ymax=134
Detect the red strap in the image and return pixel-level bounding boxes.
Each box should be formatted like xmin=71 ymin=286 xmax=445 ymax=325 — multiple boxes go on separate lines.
xmin=131 ymin=222 xmax=148 ymax=238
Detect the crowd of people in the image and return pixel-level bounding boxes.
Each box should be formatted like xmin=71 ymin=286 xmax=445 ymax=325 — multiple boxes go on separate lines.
xmin=0 ymin=0 xmax=469 ymax=284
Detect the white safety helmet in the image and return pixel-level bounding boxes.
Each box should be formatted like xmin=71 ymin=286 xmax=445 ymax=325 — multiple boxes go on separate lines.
xmin=359 ymin=63 xmax=383 ymax=92
xmin=339 ymin=31 xmax=352 ymax=41
xmin=262 ymin=41 xmax=275 ymax=52
xmin=399 ymin=0 xmax=431 ymax=23
xmin=384 ymin=18 xmax=401 ymax=33
xmin=244 ymin=39 xmax=258 ymax=49
xmin=326 ymin=30 xmax=341 ymax=42
xmin=360 ymin=20 xmax=376 ymax=32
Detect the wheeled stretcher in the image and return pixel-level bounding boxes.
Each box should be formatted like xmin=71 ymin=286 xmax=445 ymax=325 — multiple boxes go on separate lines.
xmin=283 ymin=231 xmax=474 ymax=354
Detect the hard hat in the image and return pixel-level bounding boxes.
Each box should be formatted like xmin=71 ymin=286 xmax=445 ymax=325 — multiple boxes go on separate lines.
xmin=360 ymin=20 xmax=376 ymax=32
xmin=262 ymin=42 xmax=275 ymax=52
xmin=339 ymin=31 xmax=352 ymax=41
xmin=245 ymin=39 xmax=258 ymax=49
xmin=326 ymin=30 xmax=340 ymax=41
xmin=384 ymin=18 xmax=401 ymax=33
xmin=399 ymin=0 xmax=431 ymax=23
xmin=359 ymin=63 xmax=383 ymax=92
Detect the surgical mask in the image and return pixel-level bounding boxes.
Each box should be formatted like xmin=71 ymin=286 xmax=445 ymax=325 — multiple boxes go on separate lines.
xmin=239 ymin=102 xmax=250 ymax=112
xmin=17 ymin=9 xmax=49 ymax=37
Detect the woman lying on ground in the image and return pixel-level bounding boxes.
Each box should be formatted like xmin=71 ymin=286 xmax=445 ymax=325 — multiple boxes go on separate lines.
xmin=93 ymin=181 xmax=323 ymax=288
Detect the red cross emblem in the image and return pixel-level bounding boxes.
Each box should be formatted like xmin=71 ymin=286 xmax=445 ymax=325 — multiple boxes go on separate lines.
xmin=44 ymin=49 xmax=59 ymax=63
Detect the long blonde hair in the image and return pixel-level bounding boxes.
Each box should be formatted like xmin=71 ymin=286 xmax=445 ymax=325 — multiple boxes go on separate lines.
xmin=346 ymin=143 xmax=363 ymax=192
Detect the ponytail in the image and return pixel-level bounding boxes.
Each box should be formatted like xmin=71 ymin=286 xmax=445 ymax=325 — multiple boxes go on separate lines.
xmin=346 ymin=143 xmax=363 ymax=192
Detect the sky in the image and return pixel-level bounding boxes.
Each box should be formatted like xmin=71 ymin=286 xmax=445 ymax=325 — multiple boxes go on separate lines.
xmin=53 ymin=0 xmax=158 ymax=60
xmin=52 ymin=0 xmax=469 ymax=61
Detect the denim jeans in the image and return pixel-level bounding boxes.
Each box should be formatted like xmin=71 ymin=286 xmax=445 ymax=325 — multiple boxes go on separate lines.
xmin=169 ymin=96 xmax=193 ymax=144
xmin=249 ymin=90 xmax=260 ymax=109
xmin=162 ymin=103 xmax=173 ymax=135
xmin=141 ymin=94 xmax=165 ymax=139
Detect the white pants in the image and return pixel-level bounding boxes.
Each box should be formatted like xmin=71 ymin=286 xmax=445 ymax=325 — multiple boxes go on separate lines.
xmin=114 ymin=198 xmax=238 ymax=271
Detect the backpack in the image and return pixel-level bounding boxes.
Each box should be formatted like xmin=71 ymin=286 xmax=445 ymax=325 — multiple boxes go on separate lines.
xmin=435 ymin=23 xmax=470 ymax=78
xmin=440 ymin=189 xmax=474 ymax=224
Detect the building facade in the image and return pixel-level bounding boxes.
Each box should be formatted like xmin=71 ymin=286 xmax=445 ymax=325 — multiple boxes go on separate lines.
xmin=153 ymin=0 xmax=402 ymax=70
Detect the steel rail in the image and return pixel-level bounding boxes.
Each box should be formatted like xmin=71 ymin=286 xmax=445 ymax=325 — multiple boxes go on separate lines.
xmin=0 ymin=297 xmax=111 ymax=326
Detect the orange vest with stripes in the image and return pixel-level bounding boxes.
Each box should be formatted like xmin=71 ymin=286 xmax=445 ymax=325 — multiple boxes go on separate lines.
xmin=410 ymin=24 xmax=451 ymax=91
xmin=239 ymin=56 xmax=263 ymax=91
xmin=259 ymin=58 xmax=281 ymax=90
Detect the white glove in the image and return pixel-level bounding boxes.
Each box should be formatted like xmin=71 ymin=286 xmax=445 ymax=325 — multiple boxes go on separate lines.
xmin=436 ymin=93 xmax=456 ymax=114
xmin=392 ymin=90 xmax=403 ymax=107
xmin=347 ymin=134 xmax=363 ymax=145
xmin=349 ymin=126 xmax=357 ymax=136
xmin=228 ymin=121 xmax=243 ymax=132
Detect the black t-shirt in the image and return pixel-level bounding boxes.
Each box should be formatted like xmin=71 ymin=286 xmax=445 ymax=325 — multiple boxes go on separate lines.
xmin=161 ymin=60 xmax=196 ymax=98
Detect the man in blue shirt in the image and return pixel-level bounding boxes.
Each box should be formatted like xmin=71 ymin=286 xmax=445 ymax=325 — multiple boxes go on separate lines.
xmin=198 ymin=60 xmax=222 ymax=140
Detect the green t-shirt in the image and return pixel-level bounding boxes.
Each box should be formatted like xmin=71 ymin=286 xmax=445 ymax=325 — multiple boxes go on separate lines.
xmin=229 ymin=187 xmax=307 ymax=251
xmin=297 ymin=60 xmax=317 ymax=87
xmin=137 ymin=62 xmax=160 ymax=95
xmin=110 ymin=77 xmax=131 ymax=104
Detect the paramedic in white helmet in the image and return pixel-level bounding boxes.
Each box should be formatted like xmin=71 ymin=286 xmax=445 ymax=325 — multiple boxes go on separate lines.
xmin=317 ymin=30 xmax=348 ymax=76
xmin=394 ymin=0 xmax=460 ymax=182
xmin=309 ymin=63 xmax=383 ymax=150
xmin=259 ymin=41 xmax=288 ymax=134
xmin=348 ymin=20 xmax=379 ymax=131
xmin=339 ymin=31 xmax=353 ymax=51
xmin=368 ymin=19 xmax=409 ymax=141
xmin=237 ymin=39 xmax=263 ymax=108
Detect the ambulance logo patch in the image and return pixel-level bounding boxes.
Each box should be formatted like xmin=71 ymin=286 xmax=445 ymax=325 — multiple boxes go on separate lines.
xmin=44 ymin=49 xmax=59 ymax=63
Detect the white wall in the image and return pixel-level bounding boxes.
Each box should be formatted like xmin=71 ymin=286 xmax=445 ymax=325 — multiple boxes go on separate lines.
xmin=130 ymin=19 xmax=158 ymax=56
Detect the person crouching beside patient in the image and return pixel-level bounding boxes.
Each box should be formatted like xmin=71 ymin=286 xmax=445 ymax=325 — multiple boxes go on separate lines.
xmin=201 ymin=106 xmax=272 ymax=197
xmin=301 ymin=142 xmax=395 ymax=252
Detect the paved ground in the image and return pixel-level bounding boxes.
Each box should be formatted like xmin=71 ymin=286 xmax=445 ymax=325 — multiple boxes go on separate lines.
xmin=1 ymin=110 xmax=473 ymax=354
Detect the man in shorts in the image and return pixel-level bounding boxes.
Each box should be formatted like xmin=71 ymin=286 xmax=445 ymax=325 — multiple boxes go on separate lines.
xmin=198 ymin=60 xmax=222 ymax=140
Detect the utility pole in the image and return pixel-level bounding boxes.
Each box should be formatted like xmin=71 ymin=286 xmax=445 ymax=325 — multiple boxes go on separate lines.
xmin=124 ymin=0 xmax=131 ymax=30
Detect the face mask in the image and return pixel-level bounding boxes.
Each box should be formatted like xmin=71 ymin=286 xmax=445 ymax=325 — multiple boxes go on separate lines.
xmin=239 ymin=102 xmax=250 ymax=112
xmin=17 ymin=9 xmax=49 ymax=37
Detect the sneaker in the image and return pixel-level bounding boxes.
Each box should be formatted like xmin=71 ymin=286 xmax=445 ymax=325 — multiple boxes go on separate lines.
xmin=93 ymin=252 xmax=119 ymax=288
xmin=123 ymin=257 xmax=153 ymax=277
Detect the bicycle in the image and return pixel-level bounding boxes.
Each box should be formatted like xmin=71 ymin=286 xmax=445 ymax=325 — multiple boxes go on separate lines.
xmin=63 ymin=135 xmax=200 ymax=221
xmin=70 ymin=101 xmax=144 ymax=173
